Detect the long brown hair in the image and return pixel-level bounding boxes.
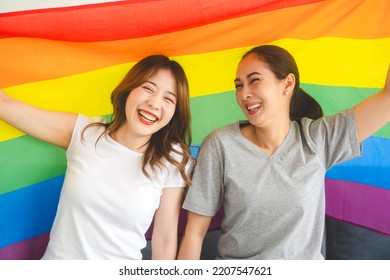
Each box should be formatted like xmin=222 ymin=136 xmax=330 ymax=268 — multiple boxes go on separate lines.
xmin=84 ymin=55 xmax=193 ymax=185
xmin=242 ymin=45 xmax=323 ymax=121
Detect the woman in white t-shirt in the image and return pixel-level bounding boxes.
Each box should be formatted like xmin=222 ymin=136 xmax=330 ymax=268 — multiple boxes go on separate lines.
xmin=178 ymin=45 xmax=390 ymax=260
xmin=0 ymin=55 xmax=193 ymax=259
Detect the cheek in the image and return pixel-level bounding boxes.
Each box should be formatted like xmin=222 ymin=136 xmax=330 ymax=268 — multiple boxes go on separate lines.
xmin=164 ymin=104 xmax=177 ymax=122
xmin=235 ymin=90 xmax=244 ymax=104
xmin=236 ymin=97 xmax=246 ymax=110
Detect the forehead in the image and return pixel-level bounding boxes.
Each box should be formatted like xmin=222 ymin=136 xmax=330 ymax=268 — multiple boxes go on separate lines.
xmin=148 ymin=68 xmax=173 ymax=80
xmin=236 ymin=54 xmax=270 ymax=77
xmin=147 ymin=69 xmax=176 ymax=89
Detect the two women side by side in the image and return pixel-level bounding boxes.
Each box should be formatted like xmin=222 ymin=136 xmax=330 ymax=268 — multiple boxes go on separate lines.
xmin=2 ymin=45 xmax=389 ymax=260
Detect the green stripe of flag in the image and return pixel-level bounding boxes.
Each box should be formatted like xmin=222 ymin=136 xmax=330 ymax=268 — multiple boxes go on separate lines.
xmin=1 ymin=84 xmax=389 ymax=194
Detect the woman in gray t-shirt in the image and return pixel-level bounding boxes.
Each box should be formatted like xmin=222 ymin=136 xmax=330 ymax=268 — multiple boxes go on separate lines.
xmin=178 ymin=45 xmax=390 ymax=260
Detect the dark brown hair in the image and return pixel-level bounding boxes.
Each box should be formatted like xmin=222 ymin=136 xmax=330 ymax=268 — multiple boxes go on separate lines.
xmin=242 ymin=45 xmax=323 ymax=120
xmin=84 ymin=55 xmax=192 ymax=185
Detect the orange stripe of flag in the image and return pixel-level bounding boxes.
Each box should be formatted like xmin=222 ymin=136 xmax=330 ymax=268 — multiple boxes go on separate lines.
xmin=1 ymin=0 xmax=388 ymax=88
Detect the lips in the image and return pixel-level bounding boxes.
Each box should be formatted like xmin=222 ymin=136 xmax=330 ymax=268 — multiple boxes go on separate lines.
xmin=138 ymin=109 xmax=159 ymax=125
xmin=245 ymin=102 xmax=262 ymax=115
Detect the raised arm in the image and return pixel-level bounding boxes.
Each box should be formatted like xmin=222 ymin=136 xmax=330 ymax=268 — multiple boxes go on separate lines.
xmin=354 ymin=64 xmax=390 ymax=142
xmin=151 ymin=187 xmax=185 ymax=260
xmin=0 ymin=90 xmax=77 ymax=149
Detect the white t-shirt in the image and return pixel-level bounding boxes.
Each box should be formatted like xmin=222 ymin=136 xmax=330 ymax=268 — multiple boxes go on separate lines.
xmin=42 ymin=115 xmax=187 ymax=259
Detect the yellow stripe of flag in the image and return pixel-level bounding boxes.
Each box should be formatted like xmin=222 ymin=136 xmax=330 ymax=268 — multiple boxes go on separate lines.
xmin=1 ymin=37 xmax=389 ymax=141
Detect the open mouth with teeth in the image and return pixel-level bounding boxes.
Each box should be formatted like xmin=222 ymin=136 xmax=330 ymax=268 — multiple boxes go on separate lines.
xmin=138 ymin=110 xmax=158 ymax=124
xmin=246 ymin=103 xmax=262 ymax=114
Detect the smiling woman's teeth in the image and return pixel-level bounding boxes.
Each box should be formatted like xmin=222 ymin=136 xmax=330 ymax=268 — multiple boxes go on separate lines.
xmin=247 ymin=104 xmax=261 ymax=111
xmin=139 ymin=111 xmax=157 ymax=122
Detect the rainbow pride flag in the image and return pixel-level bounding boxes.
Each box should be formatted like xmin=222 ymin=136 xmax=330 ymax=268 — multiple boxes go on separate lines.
xmin=0 ymin=0 xmax=389 ymax=259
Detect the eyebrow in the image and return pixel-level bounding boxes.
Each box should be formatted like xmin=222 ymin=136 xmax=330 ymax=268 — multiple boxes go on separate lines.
xmin=145 ymin=80 xmax=177 ymax=97
xmin=234 ymin=72 xmax=261 ymax=83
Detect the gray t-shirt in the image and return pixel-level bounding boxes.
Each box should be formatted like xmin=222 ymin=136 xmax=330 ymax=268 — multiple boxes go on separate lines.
xmin=183 ymin=109 xmax=361 ymax=259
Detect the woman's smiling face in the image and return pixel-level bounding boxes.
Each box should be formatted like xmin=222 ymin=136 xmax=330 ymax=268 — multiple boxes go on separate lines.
xmin=125 ymin=68 xmax=177 ymax=138
xmin=234 ymin=53 xmax=289 ymax=127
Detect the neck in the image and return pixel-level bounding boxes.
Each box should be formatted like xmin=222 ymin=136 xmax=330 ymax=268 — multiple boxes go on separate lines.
xmin=110 ymin=126 xmax=150 ymax=153
xmin=250 ymin=119 xmax=290 ymax=155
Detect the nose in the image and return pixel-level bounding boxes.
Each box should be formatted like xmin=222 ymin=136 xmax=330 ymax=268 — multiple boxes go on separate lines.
xmin=147 ymin=95 xmax=161 ymax=111
xmin=238 ymin=86 xmax=252 ymax=101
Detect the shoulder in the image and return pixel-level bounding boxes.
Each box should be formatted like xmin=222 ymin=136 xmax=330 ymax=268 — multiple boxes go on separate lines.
xmin=297 ymin=108 xmax=358 ymax=151
xmin=168 ymin=142 xmax=186 ymax=160
xmin=165 ymin=143 xmax=193 ymax=168
xmin=74 ymin=114 xmax=106 ymax=130
xmin=194 ymin=122 xmax=242 ymax=161
xmin=203 ymin=122 xmax=241 ymax=145
xmin=300 ymin=108 xmax=355 ymax=133
xmin=68 ymin=114 xmax=107 ymax=148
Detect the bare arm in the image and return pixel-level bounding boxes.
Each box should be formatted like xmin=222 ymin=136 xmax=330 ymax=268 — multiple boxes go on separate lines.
xmin=354 ymin=64 xmax=390 ymax=142
xmin=177 ymin=211 xmax=212 ymax=260
xmin=151 ymin=187 xmax=185 ymax=260
xmin=0 ymin=90 xmax=77 ymax=149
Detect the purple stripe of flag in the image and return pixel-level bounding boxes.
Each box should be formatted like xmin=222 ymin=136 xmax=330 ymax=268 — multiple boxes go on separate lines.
xmin=0 ymin=233 xmax=48 ymax=260
xmin=325 ymin=178 xmax=390 ymax=236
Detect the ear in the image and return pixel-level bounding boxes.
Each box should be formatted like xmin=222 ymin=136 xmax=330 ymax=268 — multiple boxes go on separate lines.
xmin=283 ymin=73 xmax=296 ymax=95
